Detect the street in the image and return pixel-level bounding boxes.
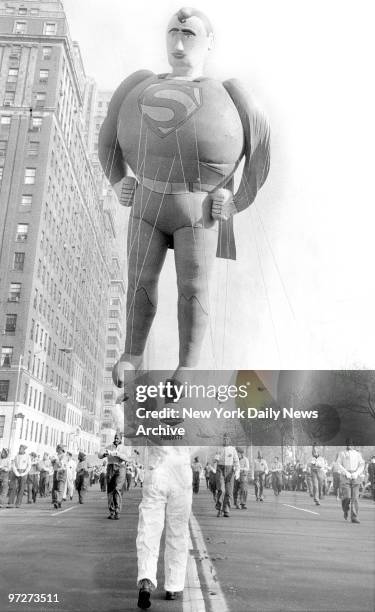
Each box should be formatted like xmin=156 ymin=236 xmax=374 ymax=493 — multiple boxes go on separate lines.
xmin=0 ymin=485 xmax=374 ymax=612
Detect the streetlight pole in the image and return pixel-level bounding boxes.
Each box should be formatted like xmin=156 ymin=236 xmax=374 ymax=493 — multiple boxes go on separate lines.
xmin=8 ymin=354 xmax=23 ymax=456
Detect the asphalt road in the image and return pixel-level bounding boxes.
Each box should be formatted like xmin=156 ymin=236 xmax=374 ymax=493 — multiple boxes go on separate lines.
xmin=0 ymin=484 xmax=374 ymax=612
xmin=193 ymin=485 xmax=375 ymax=612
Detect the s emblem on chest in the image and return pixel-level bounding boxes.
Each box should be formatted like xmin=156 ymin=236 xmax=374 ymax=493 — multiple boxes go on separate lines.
xmin=138 ymin=81 xmax=202 ymax=138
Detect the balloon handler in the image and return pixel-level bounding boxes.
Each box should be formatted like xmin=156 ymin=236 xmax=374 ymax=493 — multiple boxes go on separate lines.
xmin=98 ymin=6 xmax=270 ymax=414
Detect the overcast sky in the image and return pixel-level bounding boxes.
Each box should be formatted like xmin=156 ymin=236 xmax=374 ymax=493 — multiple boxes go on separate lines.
xmin=62 ymin=0 xmax=375 ymax=370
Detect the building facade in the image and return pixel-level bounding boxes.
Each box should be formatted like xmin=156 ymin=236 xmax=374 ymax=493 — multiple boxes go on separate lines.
xmin=84 ymin=87 xmax=128 ymax=446
xmin=0 ymin=0 xmax=122 ymax=457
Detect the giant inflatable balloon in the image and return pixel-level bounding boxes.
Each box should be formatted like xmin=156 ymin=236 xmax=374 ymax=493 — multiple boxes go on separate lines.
xmin=98 ymin=7 xmax=270 ymax=385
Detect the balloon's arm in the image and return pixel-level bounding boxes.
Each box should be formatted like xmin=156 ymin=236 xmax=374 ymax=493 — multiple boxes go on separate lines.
xmin=98 ymin=69 xmax=154 ymax=186
xmin=223 ymin=79 xmax=271 ymax=212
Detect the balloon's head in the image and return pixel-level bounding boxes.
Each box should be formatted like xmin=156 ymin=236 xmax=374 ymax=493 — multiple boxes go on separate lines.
xmin=166 ymin=7 xmax=214 ymax=75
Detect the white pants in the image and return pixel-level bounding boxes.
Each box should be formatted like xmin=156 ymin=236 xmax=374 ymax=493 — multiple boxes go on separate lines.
xmin=136 ymin=461 xmax=192 ymax=592
xmin=64 ymin=476 xmax=74 ymax=499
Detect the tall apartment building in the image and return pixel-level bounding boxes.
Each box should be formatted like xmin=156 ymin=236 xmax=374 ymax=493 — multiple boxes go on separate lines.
xmin=84 ymin=87 xmax=128 ymax=446
xmin=0 ymin=0 xmax=119 ymax=456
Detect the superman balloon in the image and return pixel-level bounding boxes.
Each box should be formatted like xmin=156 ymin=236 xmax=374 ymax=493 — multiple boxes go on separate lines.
xmin=98 ymin=7 xmax=270 ymax=386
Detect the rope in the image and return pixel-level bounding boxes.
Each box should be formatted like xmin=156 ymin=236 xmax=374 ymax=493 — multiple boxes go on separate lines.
xmin=126 ymin=156 xmax=176 ymax=323
xmin=241 ymin=177 xmax=283 ymax=367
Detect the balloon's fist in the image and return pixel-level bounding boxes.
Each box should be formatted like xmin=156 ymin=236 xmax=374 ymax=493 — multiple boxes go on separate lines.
xmin=112 ymin=353 xmax=142 ymax=387
xmin=113 ymin=177 xmax=138 ymax=207
xmin=211 ymin=188 xmax=237 ymax=221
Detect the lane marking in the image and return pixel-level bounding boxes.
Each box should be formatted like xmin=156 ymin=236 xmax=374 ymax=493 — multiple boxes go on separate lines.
xmin=189 ymin=512 xmax=229 ymax=612
xmin=183 ymin=533 xmax=206 ymax=612
xmin=51 ymin=506 xmax=76 ymax=517
xmin=283 ymin=503 xmax=320 ymax=515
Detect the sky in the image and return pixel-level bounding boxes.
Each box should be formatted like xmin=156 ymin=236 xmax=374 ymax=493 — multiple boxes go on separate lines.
xmin=62 ymin=0 xmax=375 ymax=370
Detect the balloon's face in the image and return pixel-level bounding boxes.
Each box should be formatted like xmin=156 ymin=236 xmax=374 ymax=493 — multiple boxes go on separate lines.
xmin=166 ymin=15 xmax=213 ymax=72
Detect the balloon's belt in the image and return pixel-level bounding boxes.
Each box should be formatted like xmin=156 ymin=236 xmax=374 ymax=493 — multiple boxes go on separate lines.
xmin=139 ymin=176 xmax=216 ymax=195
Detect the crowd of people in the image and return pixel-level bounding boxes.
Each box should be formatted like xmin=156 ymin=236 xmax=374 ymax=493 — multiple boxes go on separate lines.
xmin=1 ymin=434 xmax=374 ymax=612
xmin=192 ymin=440 xmax=375 ymax=524
xmin=0 ymin=441 xmax=145 ymax=510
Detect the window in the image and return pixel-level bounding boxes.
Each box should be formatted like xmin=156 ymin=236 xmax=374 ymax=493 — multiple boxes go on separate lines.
xmin=24 ymin=168 xmax=35 ymax=184
xmin=14 ymin=21 xmax=27 ymax=34
xmin=109 ymin=310 xmax=119 ymax=318
xmin=9 ymin=46 xmax=21 ymax=60
xmin=13 ymin=252 xmax=25 ymax=271
xmin=35 ymin=93 xmax=46 ymax=108
xmin=8 ymin=283 xmax=21 ymax=302
xmin=39 ymin=69 xmax=49 ymax=83
xmin=21 ymin=194 xmax=32 ymax=207
xmin=43 ymin=22 xmax=57 ymax=35
xmin=110 ymin=298 xmax=120 ymax=306
xmin=16 ymin=223 xmax=29 ymax=241
xmin=4 ymin=91 xmax=15 ymax=106
xmin=7 ymin=68 xmax=18 ymax=83
xmin=18 ymin=7 xmax=27 ymax=15
xmin=0 ymin=141 xmax=7 ymax=157
xmin=106 ymin=350 xmax=117 ymax=359
xmin=27 ymin=141 xmax=39 ymax=156
xmin=30 ymin=117 xmax=42 ymax=131
xmin=0 ymin=414 xmax=5 ymax=436
xmin=42 ymin=47 xmax=52 ymax=60
xmin=1 ymin=116 xmax=11 ymax=128
xmin=5 ymin=314 xmax=17 ymax=334
xmin=1 ymin=347 xmax=13 ymax=368
xmin=0 ymin=382 xmax=9 ymax=402
xmin=0 ymin=168 xmax=3 ymax=182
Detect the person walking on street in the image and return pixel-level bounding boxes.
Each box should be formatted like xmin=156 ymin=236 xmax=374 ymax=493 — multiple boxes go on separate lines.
xmin=75 ymin=452 xmax=91 ymax=504
xmin=136 ymin=446 xmax=193 ymax=609
xmin=51 ymin=445 xmax=68 ymax=509
xmin=191 ymin=457 xmax=203 ymax=494
xmin=98 ymin=433 xmax=128 ymax=519
xmin=0 ymin=448 xmax=11 ymax=507
xmin=27 ymin=452 xmax=39 ymax=504
xmin=137 ymin=464 xmax=145 ymax=488
xmin=63 ymin=452 xmax=76 ymax=501
xmin=309 ymin=445 xmax=326 ymax=506
xmin=125 ymin=460 xmax=134 ymax=491
xmin=99 ymin=461 xmax=107 ymax=492
xmin=38 ymin=452 xmax=52 ymax=497
xmin=254 ymin=451 xmax=269 ymax=502
xmin=270 ymin=456 xmax=283 ymax=496
xmin=7 ymin=444 xmax=31 ymax=508
xmin=234 ymin=449 xmax=250 ymax=509
xmin=331 ymin=454 xmax=341 ymax=500
xmin=204 ymin=462 xmax=213 ymax=489
xmin=337 ymin=439 xmax=365 ymax=523
xmin=214 ymin=433 xmax=240 ymax=517
xmin=368 ymin=455 xmax=375 ymax=502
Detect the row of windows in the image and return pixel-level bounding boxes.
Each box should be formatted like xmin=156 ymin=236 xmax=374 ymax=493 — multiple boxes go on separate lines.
xmin=0 ymin=409 xmax=90 ymax=455
xmin=19 ymin=418 xmax=62 ymax=449
xmin=6 ymin=7 xmax=38 ymax=15
xmin=13 ymin=21 xmax=57 ymax=36
xmin=0 ymin=139 xmax=40 ymax=158
xmin=5 ymin=68 xmax=49 ymax=82
xmin=8 ymin=45 xmax=52 ymax=61
xmin=0 ymin=345 xmax=75 ymax=408
xmin=3 ymin=85 xmax=48 ymax=107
